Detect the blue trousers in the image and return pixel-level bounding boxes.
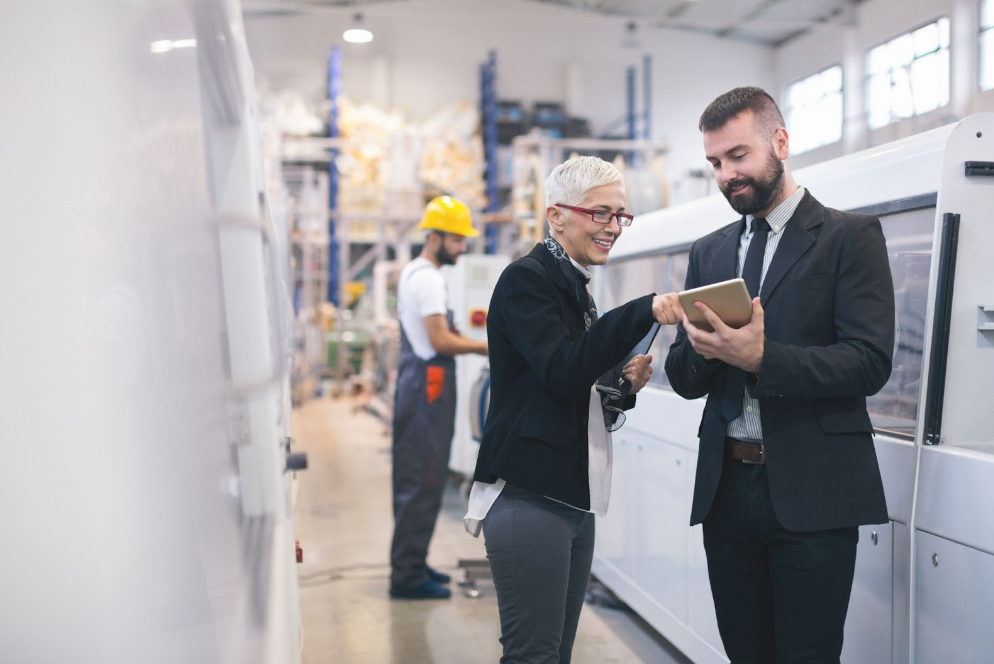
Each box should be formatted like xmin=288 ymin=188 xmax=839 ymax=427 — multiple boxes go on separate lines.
xmin=483 ymin=483 xmax=595 ymax=664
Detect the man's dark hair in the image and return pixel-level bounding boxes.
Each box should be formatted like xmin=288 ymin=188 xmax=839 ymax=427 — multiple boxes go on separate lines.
xmin=698 ymin=87 xmax=785 ymax=137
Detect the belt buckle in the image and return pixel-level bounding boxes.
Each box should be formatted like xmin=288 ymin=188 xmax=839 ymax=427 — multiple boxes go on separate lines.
xmin=741 ymin=443 xmax=765 ymax=465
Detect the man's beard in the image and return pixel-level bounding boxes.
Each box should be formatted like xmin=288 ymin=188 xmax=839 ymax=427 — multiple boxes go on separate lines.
xmin=721 ymin=149 xmax=785 ymax=216
xmin=435 ymin=238 xmax=457 ymax=266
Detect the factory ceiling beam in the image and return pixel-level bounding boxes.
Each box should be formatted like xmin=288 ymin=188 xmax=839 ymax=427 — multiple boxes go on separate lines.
xmin=242 ymin=0 xmax=864 ymax=47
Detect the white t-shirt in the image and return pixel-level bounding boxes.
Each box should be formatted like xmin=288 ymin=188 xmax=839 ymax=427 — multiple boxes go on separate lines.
xmin=397 ymin=257 xmax=448 ymax=361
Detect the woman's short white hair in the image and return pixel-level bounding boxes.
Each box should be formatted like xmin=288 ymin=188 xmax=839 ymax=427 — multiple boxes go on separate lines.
xmin=544 ymin=155 xmax=624 ymax=208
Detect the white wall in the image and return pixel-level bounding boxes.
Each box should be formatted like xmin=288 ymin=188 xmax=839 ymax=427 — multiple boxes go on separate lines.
xmin=242 ymin=0 xmax=775 ymax=191
xmin=776 ymin=0 xmax=994 ymax=169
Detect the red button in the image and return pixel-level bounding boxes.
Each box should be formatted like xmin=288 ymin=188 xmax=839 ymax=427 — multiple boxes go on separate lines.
xmin=470 ymin=309 xmax=487 ymax=328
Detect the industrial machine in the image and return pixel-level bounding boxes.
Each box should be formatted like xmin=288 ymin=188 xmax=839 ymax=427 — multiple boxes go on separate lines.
xmin=592 ymin=114 xmax=994 ymax=664
xmin=0 ymin=2 xmax=302 ymax=662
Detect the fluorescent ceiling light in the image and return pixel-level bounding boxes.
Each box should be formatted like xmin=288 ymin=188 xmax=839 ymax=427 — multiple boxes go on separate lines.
xmin=343 ymin=28 xmax=373 ymax=43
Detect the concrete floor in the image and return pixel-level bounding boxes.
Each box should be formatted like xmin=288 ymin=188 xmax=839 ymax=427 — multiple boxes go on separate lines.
xmin=291 ymin=396 xmax=693 ymax=664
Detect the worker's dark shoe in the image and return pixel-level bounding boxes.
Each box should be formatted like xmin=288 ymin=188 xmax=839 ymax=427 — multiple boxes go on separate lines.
xmin=427 ymin=566 xmax=451 ymax=584
xmin=389 ymin=580 xmax=451 ymax=600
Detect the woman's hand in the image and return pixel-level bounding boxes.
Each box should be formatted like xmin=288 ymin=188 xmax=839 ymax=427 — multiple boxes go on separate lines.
xmin=652 ymin=292 xmax=684 ymax=326
xmin=623 ymin=354 xmax=653 ymax=394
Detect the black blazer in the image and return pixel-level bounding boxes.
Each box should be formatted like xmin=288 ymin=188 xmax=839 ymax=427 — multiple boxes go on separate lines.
xmin=665 ymin=191 xmax=894 ymax=531
xmin=473 ymin=243 xmax=657 ymax=510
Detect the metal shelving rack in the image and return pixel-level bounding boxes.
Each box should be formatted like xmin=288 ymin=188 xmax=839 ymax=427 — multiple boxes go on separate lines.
xmin=283 ymin=165 xmax=331 ymax=403
xmin=480 ymin=50 xmax=500 ymax=255
xmin=509 ymin=135 xmax=669 ymax=254
xmin=327 ymin=45 xmax=342 ymax=306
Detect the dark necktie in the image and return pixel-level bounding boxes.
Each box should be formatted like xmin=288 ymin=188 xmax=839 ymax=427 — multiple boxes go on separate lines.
xmin=720 ymin=218 xmax=770 ymax=422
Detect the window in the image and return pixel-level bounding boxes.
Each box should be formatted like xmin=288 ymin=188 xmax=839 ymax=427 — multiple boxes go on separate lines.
xmin=863 ymin=202 xmax=936 ymax=439
xmin=785 ymin=66 xmax=844 ymax=155
xmin=600 ymin=250 xmax=689 ymax=391
xmin=865 ymin=18 xmax=950 ymax=130
xmin=982 ymin=0 xmax=994 ymax=90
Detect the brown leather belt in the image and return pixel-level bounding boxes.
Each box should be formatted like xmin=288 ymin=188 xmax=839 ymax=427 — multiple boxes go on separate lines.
xmin=724 ymin=437 xmax=765 ymax=465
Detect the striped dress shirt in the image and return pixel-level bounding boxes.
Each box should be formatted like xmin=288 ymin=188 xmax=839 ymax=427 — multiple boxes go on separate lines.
xmin=726 ymin=186 xmax=806 ymax=442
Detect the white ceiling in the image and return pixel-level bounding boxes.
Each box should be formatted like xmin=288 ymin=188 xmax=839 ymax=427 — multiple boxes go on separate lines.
xmin=242 ymin=0 xmax=865 ymax=47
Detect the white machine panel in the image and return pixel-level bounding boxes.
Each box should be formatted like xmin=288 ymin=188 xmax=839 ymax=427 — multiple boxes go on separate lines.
xmin=442 ymin=254 xmax=509 ymax=477
xmin=894 ymin=522 xmax=913 ymax=664
xmin=596 ymin=429 xmax=642 ymax=581
xmin=639 ymin=436 xmax=692 ymax=622
xmin=687 ymin=519 xmax=725 ymax=657
xmin=930 ymin=114 xmax=994 ymax=450
xmin=593 ymin=430 xmax=727 ymax=664
xmin=842 ymin=523 xmax=894 ymax=664
xmin=915 ymin=531 xmax=994 ymax=664
xmin=0 ymin=2 xmax=300 ymax=663
xmin=916 ymin=446 xmax=994 ymax=557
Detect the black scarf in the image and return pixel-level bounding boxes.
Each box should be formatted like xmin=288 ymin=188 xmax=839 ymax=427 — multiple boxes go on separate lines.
xmin=543 ymin=237 xmax=628 ymax=431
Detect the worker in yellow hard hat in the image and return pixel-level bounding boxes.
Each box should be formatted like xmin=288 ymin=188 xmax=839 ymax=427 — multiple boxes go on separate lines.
xmin=389 ymin=195 xmax=488 ymax=600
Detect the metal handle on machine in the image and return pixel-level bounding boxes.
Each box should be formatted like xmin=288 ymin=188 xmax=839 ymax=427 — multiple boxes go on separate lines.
xmin=922 ymin=213 xmax=960 ymax=446
xmin=979 ymin=306 xmax=994 ymax=332
xmin=286 ymin=452 xmax=308 ymax=472
xmin=964 ymin=161 xmax=994 ymax=176
xmin=284 ymin=436 xmax=308 ymax=472
xmin=215 ymin=214 xmax=289 ymax=397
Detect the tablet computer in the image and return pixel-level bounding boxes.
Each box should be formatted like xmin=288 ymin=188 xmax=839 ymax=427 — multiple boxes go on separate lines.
xmin=604 ymin=322 xmax=661 ymax=423
xmin=679 ymin=278 xmax=752 ymax=332
xmin=624 ymin=322 xmax=660 ymax=364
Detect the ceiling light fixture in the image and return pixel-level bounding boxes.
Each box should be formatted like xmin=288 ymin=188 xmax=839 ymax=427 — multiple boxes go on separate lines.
xmin=343 ymin=13 xmax=373 ymax=44
xmin=623 ymin=21 xmax=640 ymax=48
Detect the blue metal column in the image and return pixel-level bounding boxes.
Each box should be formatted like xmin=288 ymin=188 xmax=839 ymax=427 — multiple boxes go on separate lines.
xmin=643 ymin=54 xmax=652 ymax=140
xmin=327 ymin=46 xmax=342 ymax=305
xmin=626 ymin=65 xmax=637 ymax=165
xmin=480 ymin=50 xmax=499 ymax=255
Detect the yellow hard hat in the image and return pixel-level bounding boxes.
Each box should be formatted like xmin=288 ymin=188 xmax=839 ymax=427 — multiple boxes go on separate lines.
xmin=417 ymin=196 xmax=480 ymax=237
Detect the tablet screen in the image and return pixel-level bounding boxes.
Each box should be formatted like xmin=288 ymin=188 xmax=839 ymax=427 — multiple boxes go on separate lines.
xmin=678 ymin=278 xmax=752 ymax=332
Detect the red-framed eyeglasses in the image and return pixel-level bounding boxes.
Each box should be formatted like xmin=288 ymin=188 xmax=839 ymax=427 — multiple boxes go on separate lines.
xmin=555 ymin=204 xmax=634 ymax=227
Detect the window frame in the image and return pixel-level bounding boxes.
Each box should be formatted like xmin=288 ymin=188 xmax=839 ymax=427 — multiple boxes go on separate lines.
xmin=864 ymin=16 xmax=952 ymax=131
xmin=981 ymin=0 xmax=994 ymax=91
xmin=784 ymin=64 xmax=845 ymax=155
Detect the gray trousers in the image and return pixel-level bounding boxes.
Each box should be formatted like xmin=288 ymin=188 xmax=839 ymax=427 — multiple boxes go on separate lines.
xmin=483 ymin=482 xmax=596 ymax=664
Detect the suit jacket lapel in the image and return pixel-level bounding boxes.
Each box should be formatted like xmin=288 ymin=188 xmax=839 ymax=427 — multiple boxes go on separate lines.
xmin=707 ymin=218 xmax=745 ymax=283
xmin=760 ymin=191 xmax=823 ymax=303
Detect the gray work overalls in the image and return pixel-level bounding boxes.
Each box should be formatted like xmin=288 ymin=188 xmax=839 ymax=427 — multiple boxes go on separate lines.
xmin=389 ymin=265 xmax=457 ymax=589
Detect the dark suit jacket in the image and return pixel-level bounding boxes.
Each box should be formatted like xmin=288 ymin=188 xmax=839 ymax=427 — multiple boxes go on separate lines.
xmin=665 ymin=191 xmax=894 ymax=531
xmin=472 ymin=243 xmax=657 ymax=510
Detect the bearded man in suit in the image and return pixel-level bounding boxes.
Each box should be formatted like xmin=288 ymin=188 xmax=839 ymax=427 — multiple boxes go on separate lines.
xmin=665 ymin=87 xmax=895 ymax=664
